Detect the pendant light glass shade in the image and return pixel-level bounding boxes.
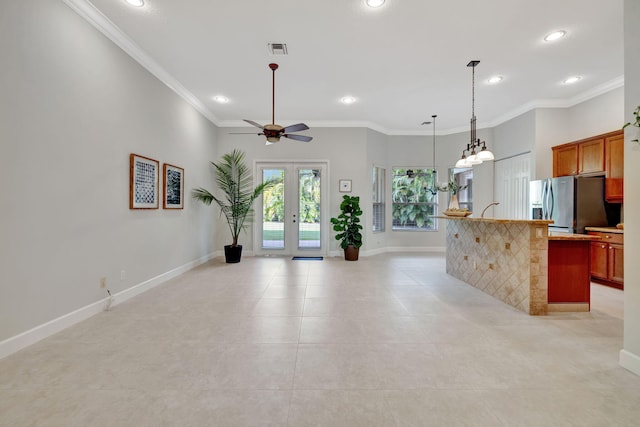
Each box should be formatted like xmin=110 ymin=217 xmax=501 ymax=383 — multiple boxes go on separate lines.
xmin=476 ymin=147 xmax=495 ymax=161
xmin=455 ymin=157 xmax=471 ymax=168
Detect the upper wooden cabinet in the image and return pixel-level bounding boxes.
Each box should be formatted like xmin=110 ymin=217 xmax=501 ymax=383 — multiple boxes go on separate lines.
xmin=553 ymin=144 xmax=578 ymax=176
xmin=605 ymin=132 xmax=624 ymax=202
xmin=578 ymin=138 xmax=605 ymax=174
xmin=552 ymin=130 xmax=624 ymax=202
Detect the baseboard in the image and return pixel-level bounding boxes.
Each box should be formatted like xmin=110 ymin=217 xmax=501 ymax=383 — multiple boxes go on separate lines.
xmin=0 ymin=252 xmax=215 ymax=360
xmin=386 ymin=246 xmax=446 ymax=253
xmin=620 ymin=349 xmax=640 ymax=376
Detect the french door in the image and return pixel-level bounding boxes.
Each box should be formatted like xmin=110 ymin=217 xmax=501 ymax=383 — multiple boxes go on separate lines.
xmin=255 ymin=162 xmax=328 ymax=257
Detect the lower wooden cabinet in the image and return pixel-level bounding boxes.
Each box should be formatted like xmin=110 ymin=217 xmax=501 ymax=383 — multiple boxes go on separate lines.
xmin=588 ymin=231 xmax=624 ymax=289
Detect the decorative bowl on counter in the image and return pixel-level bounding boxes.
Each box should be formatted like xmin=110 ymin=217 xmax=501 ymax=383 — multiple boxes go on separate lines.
xmin=443 ymin=210 xmax=472 ymax=217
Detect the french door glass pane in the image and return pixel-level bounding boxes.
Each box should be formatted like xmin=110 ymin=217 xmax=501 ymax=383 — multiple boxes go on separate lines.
xmin=262 ymin=169 xmax=285 ymax=249
xmin=298 ymin=169 xmax=321 ymax=249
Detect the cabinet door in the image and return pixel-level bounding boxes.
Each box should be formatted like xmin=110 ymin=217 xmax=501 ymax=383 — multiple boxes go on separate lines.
xmin=553 ymin=145 xmax=578 ymax=177
xmin=605 ymin=133 xmax=624 ymax=202
xmin=608 ymin=243 xmax=624 ymax=284
xmin=590 ymin=241 xmax=608 ymax=279
xmin=578 ymin=138 xmax=605 ymax=174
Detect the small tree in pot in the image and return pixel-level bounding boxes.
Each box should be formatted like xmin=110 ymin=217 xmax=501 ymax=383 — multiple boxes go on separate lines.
xmin=330 ymin=195 xmax=363 ymax=261
xmin=192 ymin=149 xmax=275 ymax=263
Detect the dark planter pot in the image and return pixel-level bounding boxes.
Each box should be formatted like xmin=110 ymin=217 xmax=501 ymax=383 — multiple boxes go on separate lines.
xmin=344 ymin=245 xmax=359 ymax=261
xmin=224 ymin=244 xmax=243 ymax=263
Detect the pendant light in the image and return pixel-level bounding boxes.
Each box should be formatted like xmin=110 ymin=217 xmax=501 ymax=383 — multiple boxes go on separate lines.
xmin=455 ymin=60 xmax=494 ymax=167
xmin=421 ymin=114 xmax=438 ymax=194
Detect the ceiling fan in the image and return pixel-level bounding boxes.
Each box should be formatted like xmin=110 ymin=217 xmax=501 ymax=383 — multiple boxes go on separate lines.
xmin=232 ymin=63 xmax=312 ymax=145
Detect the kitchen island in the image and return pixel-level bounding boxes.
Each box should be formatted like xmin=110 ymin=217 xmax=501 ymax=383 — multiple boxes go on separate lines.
xmin=440 ymin=216 xmax=600 ymax=315
xmin=547 ymin=233 xmax=601 ymax=312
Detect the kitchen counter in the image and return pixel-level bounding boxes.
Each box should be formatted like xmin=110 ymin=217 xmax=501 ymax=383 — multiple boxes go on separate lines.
xmin=585 ymin=226 xmax=624 ymax=234
xmin=548 ymin=233 xmax=601 ymax=241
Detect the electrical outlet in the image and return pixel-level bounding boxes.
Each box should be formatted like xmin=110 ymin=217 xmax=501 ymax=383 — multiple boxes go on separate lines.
xmin=100 ymin=277 xmax=107 ymax=288
xmin=120 ymin=270 xmax=126 ymax=281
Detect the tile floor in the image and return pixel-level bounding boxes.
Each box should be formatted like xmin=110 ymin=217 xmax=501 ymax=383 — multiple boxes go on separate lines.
xmin=1 ymin=253 xmax=639 ymax=426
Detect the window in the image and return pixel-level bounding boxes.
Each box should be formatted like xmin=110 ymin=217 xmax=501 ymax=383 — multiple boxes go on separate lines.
xmin=452 ymin=168 xmax=473 ymax=212
xmin=392 ymin=167 xmax=438 ymax=231
xmin=372 ymin=166 xmax=385 ymax=232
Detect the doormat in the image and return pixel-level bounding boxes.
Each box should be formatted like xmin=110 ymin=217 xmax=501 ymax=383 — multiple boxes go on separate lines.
xmin=292 ymin=256 xmax=324 ymax=261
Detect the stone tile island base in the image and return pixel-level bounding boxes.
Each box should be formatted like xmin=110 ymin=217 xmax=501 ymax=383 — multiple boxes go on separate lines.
xmin=441 ymin=217 xmax=552 ymax=315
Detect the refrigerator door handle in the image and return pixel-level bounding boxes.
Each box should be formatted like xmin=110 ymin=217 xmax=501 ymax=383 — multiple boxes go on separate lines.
xmin=542 ymin=180 xmax=549 ymax=219
xmin=548 ymin=180 xmax=555 ymax=220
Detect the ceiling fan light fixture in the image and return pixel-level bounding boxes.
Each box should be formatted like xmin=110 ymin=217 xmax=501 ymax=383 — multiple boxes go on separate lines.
xmin=366 ymin=0 xmax=385 ymax=8
xmin=544 ymin=30 xmax=566 ymax=42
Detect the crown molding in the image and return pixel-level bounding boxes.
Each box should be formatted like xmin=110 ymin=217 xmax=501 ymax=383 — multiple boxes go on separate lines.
xmin=62 ymin=0 xmax=221 ymax=125
xmin=60 ymin=0 xmax=625 ymax=137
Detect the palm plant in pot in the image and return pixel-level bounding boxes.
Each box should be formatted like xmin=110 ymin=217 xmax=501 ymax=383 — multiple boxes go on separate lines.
xmin=192 ymin=149 xmax=275 ymax=263
xmin=330 ymin=195 xmax=363 ymax=261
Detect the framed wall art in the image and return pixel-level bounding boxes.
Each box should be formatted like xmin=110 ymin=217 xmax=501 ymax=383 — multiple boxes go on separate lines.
xmin=130 ymin=153 xmax=159 ymax=209
xmin=163 ymin=163 xmax=184 ymax=209
xmin=339 ymin=179 xmax=352 ymax=193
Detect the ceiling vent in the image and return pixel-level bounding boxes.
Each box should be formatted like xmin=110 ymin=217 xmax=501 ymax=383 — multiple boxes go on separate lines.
xmin=268 ymin=42 xmax=288 ymax=55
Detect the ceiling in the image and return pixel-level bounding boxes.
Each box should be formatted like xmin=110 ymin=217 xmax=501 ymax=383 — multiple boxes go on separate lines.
xmin=74 ymin=0 xmax=623 ymax=135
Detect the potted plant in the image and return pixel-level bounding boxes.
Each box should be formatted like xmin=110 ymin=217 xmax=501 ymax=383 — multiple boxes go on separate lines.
xmin=192 ymin=149 xmax=275 ymax=263
xmin=623 ymin=104 xmax=640 ymax=143
xmin=437 ymin=179 xmax=468 ymax=210
xmin=330 ymin=195 xmax=363 ymax=261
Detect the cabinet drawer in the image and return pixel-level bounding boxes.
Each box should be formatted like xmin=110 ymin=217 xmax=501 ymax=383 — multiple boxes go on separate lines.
xmin=587 ymin=231 xmax=623 ymax=244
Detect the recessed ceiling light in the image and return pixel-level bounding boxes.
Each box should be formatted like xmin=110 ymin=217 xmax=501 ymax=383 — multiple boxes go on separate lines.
xmin=213 ymin=95 xmax=229 ymax=104
xmin=544 ymin=30 xmax=566 ymax=42
xmin=125 ymin=0 xmax=144 ymax=7
xmin=366 ymin=0 xmax=385 ymax=8
xmin=563 ymin=76 xmax=582 ymax=85
xmin=487 ymin=76 xmax=503 ymax=84
xmin=340 ymin=96 xmax=356 ymax=105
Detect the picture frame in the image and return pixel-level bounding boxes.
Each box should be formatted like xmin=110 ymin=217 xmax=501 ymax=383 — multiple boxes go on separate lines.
xmin=130 ymin=153 xmax=159 ymax=209
xmin=163 ymin=163 xmax=184 ymax=209
xmin=339 ymin=179 xmax=352 ymax=193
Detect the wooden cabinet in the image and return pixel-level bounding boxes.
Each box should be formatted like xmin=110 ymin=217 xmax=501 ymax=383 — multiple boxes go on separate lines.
xmin=553 ymin=144 xmax=578 ymax=177
xmin=552 ymin=131 xmax=622 ymax=185
xmin=578 ymin=138 xmax=605 ymax=174
xmin=587 ymin=231 xmax=624 ymax=289
xmin=605 ymin=132 xmax=624 ymax=202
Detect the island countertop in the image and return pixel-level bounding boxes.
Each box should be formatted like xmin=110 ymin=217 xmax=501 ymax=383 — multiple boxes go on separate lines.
xmin=435 ymin=216 xmax=553 ymax=225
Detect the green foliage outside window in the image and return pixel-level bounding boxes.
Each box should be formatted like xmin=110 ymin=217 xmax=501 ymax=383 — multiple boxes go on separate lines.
xmin=391 ymin=168 xmax=438 ymax=230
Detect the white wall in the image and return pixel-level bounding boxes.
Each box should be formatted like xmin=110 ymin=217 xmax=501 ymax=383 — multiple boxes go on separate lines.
xmin=621 ymin=0 xmax=640 ymax=376
xmin=0 ymin=0 xmax=217 ymax=343
xmin=566 ymin=87 xmax=625 ymax=141
xmin=534 ymin=109 xmax=570 ymax=179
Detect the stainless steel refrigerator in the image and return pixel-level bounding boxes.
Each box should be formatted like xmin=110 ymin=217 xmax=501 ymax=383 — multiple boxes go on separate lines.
xmin=529 ymin=176 xmax=608 ymax=234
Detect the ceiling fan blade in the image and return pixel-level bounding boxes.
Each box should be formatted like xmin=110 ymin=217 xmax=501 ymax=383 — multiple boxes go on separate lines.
xmin=282 ymin=123 xmax=309 ymax=133
xmin=244 ymin=119 xmax=264 ymax=129
xmin=283 ymin=134 xmax=313 ymax=142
